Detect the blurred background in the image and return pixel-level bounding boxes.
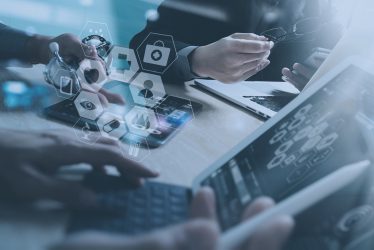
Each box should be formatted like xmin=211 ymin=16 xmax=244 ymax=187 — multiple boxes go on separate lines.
xmin=0 ymin=0 xmax=162 ymax=46
xmin=0 ymin=0 xmax=363 ymax=48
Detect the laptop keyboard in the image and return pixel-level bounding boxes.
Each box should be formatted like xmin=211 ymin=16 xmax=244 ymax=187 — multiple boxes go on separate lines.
xmin=68 ymin=175 xmax=191 ymax=235
xmin=244 ymin=96 xmax=296 ymax=112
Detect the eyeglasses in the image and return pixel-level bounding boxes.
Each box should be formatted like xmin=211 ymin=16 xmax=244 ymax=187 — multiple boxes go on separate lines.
xmin=260 ymin=17 xmax=325 ymax=44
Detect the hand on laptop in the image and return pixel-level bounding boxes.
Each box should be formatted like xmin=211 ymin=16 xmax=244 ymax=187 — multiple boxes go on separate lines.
xmin=190 ymin=33 xmax=273 ymax=83
xmin=52 ymin=188 xmax=294 ymax=250
xmin=0 ymin=129 xmax=158 ymax=208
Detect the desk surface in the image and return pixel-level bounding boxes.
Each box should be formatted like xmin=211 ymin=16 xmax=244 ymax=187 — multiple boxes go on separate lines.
xmin=0 ymin=66 xmax=264 ymax=250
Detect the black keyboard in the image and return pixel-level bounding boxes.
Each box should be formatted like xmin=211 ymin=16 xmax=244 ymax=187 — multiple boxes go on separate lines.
xmin=246 ymin=96 xmax=295 ymax=112
xmin=68 ymin=174 xmax=191 ymax=235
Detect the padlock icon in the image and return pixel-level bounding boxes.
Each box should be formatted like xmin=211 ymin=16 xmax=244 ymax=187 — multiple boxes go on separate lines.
xmin=143 ymin=40 xmax=171 ymax=67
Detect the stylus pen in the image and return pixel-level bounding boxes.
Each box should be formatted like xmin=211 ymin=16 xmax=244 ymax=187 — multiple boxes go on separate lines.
xmin=219 ymin=160 xmax=371 ymax=250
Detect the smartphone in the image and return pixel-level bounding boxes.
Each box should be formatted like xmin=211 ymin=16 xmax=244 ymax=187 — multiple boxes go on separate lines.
xmin=43 ymin=95 xmax=202 ymax=148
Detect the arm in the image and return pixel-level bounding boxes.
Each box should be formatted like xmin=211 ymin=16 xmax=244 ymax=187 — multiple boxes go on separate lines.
xmin=0 ymin=23 xmax=35 ymax=63
xmin=0 ymin=129 xmax=158 ymax=207
xmin=0 ymin=24 xmax=98 ymax=65
xmin=130 ymin=2 xmax=272 ymax=84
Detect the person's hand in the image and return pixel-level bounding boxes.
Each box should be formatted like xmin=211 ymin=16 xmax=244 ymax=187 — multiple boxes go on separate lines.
xmin=27 ymin=33 xmax=98 ymax=65
xmin=281 ymin=63 xmax=318 ymax=91
xmin=51 ymin=188 xmax=294 ymax=250
xmin=0 ymin=129 xmax=158 ymax=207
xmin=190 ymin=33 xmax=274 ymax=83
xmin=82 ymin=81 xmax=126 ymax=106
xmin=33 ymin=34 xmax=125 ymax=105
xmin=282 ymin=51 xmax=328 ymax=91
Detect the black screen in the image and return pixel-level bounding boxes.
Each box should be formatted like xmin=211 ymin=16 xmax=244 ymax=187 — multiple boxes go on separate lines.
xmin=201 ymin=65 xmax=374 ymax=250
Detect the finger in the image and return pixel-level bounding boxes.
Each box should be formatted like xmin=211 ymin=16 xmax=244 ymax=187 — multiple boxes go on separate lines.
xmin=282 ymin=67 xmax=308 ymax=91
xmin=240 ymin=197 xmax=276 ymax=250
xmin=241 ymin=197 xmax=275 ymax=220
xmin=89 ymin=84 xmax=121 ymax=104
xmin=239 ymin=59 xmax=265 ymax=74
xmin=96 ymin=91 xmax=109 ymax=107
xmin=230 ymin=39 xmax=274 ymax=53
xmin=96 ymin=136 xmax=121 ymax=146
xmin=231 ymin=33 xmax=268 ymax=41
xmin=82 ymin=44 xmax=99 ymax=60
xmin=99 ymin=88 xmax=126 ymax=105
xmin=60 ymin=34 xmax=96 ymax=62
xmin=80 ymin=84 xmax=109 ymax=107
xmin=239 ymin=60 xmax=270 ymax=81
xmin=40 ymin=139 xmax=158 ymax=178
xmin=247 ymin=215 xmax=294 ymax=250
xmin=293 ymin=63 xmax=315 ymax=79
xmin=8 ymin=163 xmax=97 ymax=208
xmin=61 ymin=143 xmax=158 ymax=177
xmin=52 ymin=220 xmax=220 ymax=250
xmin=190 ymin=187 xmax=217 ymax=220
xmin=143 ymin=220 xmax=219 ymax=250
xmin=233 ymin=50 xmax=270 ymax=65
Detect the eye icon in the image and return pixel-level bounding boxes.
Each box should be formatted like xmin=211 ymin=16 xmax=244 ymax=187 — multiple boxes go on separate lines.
xmin=80 ymin=101 xmax=96 ymax=110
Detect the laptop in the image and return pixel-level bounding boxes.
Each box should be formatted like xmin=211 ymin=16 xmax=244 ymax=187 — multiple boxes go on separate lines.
xmin=194 ymin=79 xmax=300 ymax=119
xmin=194 ymin=1 xmax=364 ymax=120
xmin=68 ymin=58 xmax=374 ymax=249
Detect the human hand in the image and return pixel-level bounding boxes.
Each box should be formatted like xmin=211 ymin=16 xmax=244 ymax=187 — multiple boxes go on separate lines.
xmin=282 ymin=63 xmax=319 ymax=91
xmin=81 ymin=80 xmax=126 ymax=106
xmin=51 ymin=188 xmax=293 ymax=250
xmin=28 ymin=33 xmax=98 ymax=65
xmin=281 ymin=50 xmax=329 ymax=91
xmin=0 ymin=129 xmax=158 ymax=207
xmin=190 ymin=33 xmax=274 ymax=83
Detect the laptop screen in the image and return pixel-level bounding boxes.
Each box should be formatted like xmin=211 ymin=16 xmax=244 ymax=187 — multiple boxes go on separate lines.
xmin=200 ymin=64 xmax=374 ymax=244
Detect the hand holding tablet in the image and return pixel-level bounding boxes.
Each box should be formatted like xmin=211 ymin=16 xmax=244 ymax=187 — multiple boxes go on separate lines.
xmin=219 ymin=160 xmax=370 ymax=250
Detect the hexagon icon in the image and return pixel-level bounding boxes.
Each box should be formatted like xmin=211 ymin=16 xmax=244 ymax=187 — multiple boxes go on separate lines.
xmin=130 ymin=72 xmax=166 ymax=108
xmin=119 ymin=138 xmax=151 ymax=162
xmin=106 ymin=46 xmax=139 ymax=83
xmin=73 ymin=118 xmax=101 ymax=145
xmin=97 ymin=112 xmax=128 ymax=140
xmin=124 ymin=106 xmax=160 ymax=137
xmin=51 ymin=68 xmax=81 ymax=100
xmin=79 ymin=21 xmax=113 ymax=58
xmin=77 ymin=59 xmax=108 ymax=89
xmin=136 ymin=32 xmax=178 ymax=74
xmin=74 ymin=90 xmax=104 ymax=121
xmin=155 ymin=95 xmax=195 ymax=130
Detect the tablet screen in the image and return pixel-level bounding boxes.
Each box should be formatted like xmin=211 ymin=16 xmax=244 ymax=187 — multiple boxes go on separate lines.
xmin=201 ymin=65 xmax=374 ymax=237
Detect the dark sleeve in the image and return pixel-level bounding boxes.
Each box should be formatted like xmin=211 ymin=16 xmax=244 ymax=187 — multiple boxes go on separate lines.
xmin=130 ymin=15 xmax=196 ymax=83
xmin=130 ymin=0 xmax=221 ymax=83
xmin=0 ymin=23 xmax=33 ymax=63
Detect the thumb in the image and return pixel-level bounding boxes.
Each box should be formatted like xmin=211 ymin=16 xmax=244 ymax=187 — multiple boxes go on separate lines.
xmin=51 ymin=220 xmax=219 ymax=250
xmin=190 ymin=187 xmax=217 ymax=220
xmin=132 ymin=219 xmax=220 ymax=250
